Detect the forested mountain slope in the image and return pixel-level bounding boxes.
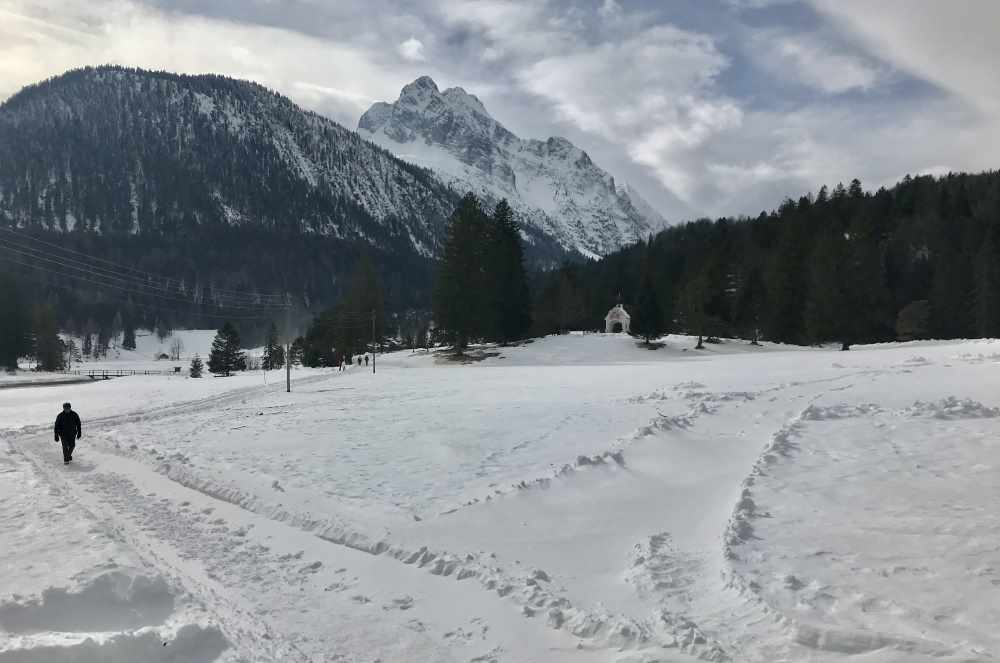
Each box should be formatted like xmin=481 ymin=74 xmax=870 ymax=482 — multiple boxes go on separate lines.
xmin=0 ymin=66 xmax=572 ymax=329
xmin=0 ymin=66 xmax=464 ymax=255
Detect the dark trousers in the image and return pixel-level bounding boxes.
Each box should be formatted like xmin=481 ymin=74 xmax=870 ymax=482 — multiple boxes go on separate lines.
xmin=60 ymin=437 xmax=76 ymax=462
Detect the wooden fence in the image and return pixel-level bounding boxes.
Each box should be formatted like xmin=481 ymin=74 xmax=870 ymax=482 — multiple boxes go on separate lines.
xmin=60 ymin=368 xmax=181 ymax=380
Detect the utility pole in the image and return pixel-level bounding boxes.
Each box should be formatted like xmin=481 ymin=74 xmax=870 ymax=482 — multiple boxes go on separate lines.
xmin=371 ymin=308 xmax=376 ymax=375
xmin=285 ymin=301 xmax=292 ymax=393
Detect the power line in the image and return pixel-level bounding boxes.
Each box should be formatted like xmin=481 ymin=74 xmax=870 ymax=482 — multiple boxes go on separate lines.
xmin=0 ymin=238 xmax=285 ymax=308
xmin=12 ymin=269 xmax=277 ymax=321
xmin=0 ymin=227 xmax=288 ymax=304
xmin=0 ymin=246 xmax=286 ymax=312
xmin=0 ymin=236 xmax=288 ymax=308
xmin=0 ymin=226 xmax=289 ymax=300
xmin=0 ymin=247 xmax=294 ymax=322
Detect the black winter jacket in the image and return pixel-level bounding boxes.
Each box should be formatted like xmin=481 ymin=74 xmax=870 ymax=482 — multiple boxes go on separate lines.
xmin=55 ymin=410 xmax=82 ymax=441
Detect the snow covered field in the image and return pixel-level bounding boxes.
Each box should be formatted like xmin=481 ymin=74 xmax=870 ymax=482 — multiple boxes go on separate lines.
xmin=2 ymin=333 xmax=998 ymax=662
xmin=58 ymin=329 xmax=220 ymax=372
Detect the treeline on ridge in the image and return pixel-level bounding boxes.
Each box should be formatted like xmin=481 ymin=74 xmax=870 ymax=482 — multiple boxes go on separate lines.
xmin=533 ymin=172 xmax=1000 ymax=347
xmin=8 ymin=170 xmax=1000 ymax=372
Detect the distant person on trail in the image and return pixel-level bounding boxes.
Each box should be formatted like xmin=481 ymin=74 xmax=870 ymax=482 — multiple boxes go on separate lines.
xmin=365 ymin=355 xmax=369 ymax=367
xmin=357 ymin=356 xmax=362 ymax=367
xmin=54 ymin=402 xmax=82 ymax=464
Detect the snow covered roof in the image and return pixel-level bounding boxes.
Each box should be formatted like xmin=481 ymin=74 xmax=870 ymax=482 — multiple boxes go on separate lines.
xmin=605 ymin=303 xmax=630 ymax=322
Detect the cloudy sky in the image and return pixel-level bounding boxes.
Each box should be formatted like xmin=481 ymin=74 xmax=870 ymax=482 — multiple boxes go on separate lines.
xmin=2 ymin=0 xmax=998 ymax=222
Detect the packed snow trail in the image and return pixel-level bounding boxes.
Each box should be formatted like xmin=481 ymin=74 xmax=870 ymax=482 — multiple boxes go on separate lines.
xmin=0 ymin=441 xmax=235 ymax=662
xmin=10 ymin=438 xmax=599 ymax=662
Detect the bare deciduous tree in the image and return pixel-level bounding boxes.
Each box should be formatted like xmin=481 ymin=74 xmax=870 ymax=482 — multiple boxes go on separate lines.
xmin=169 ymin=337 xmax=184 ymax=361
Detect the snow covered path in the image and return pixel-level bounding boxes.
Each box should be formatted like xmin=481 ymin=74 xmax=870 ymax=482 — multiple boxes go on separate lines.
xmin=0 ymin=440 xmax=232 ymax=661
xmin=3 ymin=334 xmax=1000 ymax=661
xmin=10 ymin=441 xmax=595 ymax=662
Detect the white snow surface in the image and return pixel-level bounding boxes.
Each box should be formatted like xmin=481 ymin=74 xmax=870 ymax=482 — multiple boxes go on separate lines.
xmin=359 ymin=76 xmax=668 ymax=257
xmin=60 ymin=329 xmax=218 ymax=370
xmin=2 ymin=333 xmax=999 ymax=661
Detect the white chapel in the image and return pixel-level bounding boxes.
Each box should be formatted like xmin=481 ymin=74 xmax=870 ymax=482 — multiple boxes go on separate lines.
xmin=605 ymin=304 xmax=630 ymax=333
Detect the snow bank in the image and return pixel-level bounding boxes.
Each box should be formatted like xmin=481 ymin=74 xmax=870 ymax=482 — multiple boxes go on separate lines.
xmin=0 ymin=624 xmax=230 ymax=663
xmin=0 ymin=571 xmax=174 ymax=633
xmin=62 ymin=329 xmax=219 ymax=371
xmin=0 ymin=449 xmax=231 ymax=663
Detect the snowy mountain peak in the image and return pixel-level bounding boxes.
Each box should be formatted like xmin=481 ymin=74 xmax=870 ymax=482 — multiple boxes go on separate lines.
xmin=359 ymin=76 xmax=666 ymax=257
xmin=398 ymin=75 xmax=439 ymax=108
xmin=407 ymin=74 xmax=439 ymax=92
xmin=440 ymin=86 xmax=489 ymax=116
xmin=397 ymin=76 xmax=489 ymax=119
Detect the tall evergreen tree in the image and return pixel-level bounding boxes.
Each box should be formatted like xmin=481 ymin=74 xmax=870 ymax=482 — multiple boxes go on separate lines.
xmin=32 ymin=304 xmax=65 ymax=371
xmin=680 ymin=270 xmax=709 ymax=349
xmin=842 ymin=209 xmax=893 ymax=347
xmin=262 ymin=322 xmax=285 ymax=370
xmin=488 ymin=199 xmax=532 ymax=344
xmin=0 ymin=272 xmax=31 ymax=371
xmin=340 ymin=255 xmax=384 ymax=355
xmin=156 ymin=318 xmax=171 ymax=342
xmin=96 ymin=325 xmax=111 ymax=359
xmin=805 ymin=229 xmax=848 ymax=346
xmin=111 ymin=311 xmax=123 ymax=348
xmin=764 ymin=217 xmax=808 ymax=343
xmin=631 ymin=254 xmax=663 ymax=344
xmin=732 ymin=264 xmax=765 ymax=345
xmin=207 ymin=322 xmax=246 ymax=376
xmin=434 ymin=192 xmax=489 ymax=350
xmin=289 ymin=337 xmax=305 ymax=366
xmin=896 ymin=300 xmax=931 ymax=340
xmin=930 ymin=234 xmax=974 ymax=338
xmin=122 ymin=321 xmax=137 ymax=350
xmin=82 ymin=318 xmax=96 ymax=357
xmin=974 ymin=221 xmax=1000 ymax=337
xmin=301 ymin=310 xmax=338 ymax=367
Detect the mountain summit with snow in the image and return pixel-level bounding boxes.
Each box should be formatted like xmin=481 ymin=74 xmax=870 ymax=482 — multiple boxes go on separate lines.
xmin=359 ymin=76 xmax=666 ymax=257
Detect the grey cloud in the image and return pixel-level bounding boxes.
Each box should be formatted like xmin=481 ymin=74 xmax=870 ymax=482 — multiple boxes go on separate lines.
xmin=4 ymin=0 xmax=1000 ymax=223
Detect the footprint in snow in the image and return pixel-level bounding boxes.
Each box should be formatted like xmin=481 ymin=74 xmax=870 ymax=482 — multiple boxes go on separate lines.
xmin=299 ymin=561 xmax=322 ymax=574
xmin=383 ymin=596 xmax=414 ymax=611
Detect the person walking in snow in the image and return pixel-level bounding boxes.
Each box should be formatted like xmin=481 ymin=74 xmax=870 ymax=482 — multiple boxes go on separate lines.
xmin=364 ymin=354 xmax=369 ymax=367
xmin=54 ymin=402 xmax=82 ymax=464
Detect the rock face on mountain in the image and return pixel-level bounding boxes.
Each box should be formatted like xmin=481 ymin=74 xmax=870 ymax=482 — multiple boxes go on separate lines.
xmin=359 ymin=76 xmax=666 ymax=257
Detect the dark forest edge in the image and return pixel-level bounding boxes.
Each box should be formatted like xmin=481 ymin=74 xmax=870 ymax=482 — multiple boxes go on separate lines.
xmin=3 ymin=169 xmax=1000 ymax=372
xmin=532 ymin=170 xmax=1000 ymax=350
xmin=170 ymin=169 xmax=1000 ymax=368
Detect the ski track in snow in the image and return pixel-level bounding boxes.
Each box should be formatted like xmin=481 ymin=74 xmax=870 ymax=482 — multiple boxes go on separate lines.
xmin=4 ymin=335 xmax=1000 ymax=661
